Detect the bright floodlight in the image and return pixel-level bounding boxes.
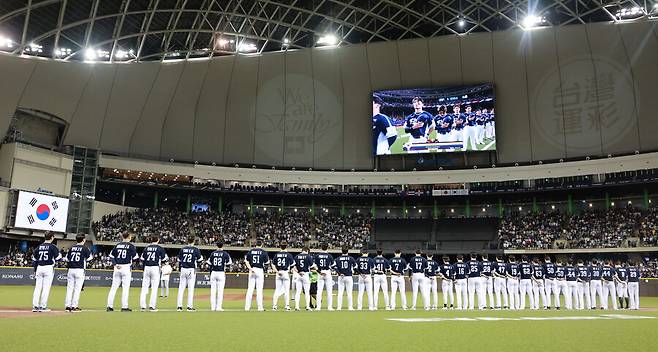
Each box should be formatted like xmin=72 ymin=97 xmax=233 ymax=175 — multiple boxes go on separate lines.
xmin=317 ymin=34 xmax=338 ymax=46
xmin=115 ymin=49 xmax=133 ymax=59
xmin=0 ymin=36 xmax=14 ymax=48
xmin=238 ymin=42 xmax=257 ymax=52
xmin=85 ymin=48 xmax=97 ymax=60
xmin=283 ymin=38 xmax=290 ymax=45
xmin=521 ymin=15 xmax=545 ymax=29
xmin=458 ymin=19 xmax=465 ymax=27
xmin=54 ymin=47 xmax=71 ymax=57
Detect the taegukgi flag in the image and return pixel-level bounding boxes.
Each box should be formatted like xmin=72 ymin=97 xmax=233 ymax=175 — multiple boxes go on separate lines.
xmin=14 ymin=191 xmax=69 ymax=233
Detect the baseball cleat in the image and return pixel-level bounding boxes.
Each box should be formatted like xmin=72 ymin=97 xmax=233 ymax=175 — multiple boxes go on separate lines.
xmin=106 ymin=307 xmax=114 ymax=312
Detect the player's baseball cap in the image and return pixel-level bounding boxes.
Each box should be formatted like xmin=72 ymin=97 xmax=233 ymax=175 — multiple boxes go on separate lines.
xmin=412 ymin=96 xmax=423 ymax=103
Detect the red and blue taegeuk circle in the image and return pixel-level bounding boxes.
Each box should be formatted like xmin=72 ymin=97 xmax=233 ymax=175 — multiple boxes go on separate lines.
xmin=36 ymin=204 xmax=50 ymax=221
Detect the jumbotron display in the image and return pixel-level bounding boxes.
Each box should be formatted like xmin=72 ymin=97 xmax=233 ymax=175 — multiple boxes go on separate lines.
xmin=372 ymin=83 xmax=496 ymax=155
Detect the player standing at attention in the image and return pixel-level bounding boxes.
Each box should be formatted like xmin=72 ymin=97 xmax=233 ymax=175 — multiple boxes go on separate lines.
xmin=434 ymin=106 xmax=453 ymax=143
xmin=615 ymin=261 xmax=629 ymax=309
xmin=424 ymin=254 xmax=440 ymax=310
xmin=335 ymin=247 xmax=357 ymax=310
xmin=576 ymin=259 xmax=591 ymax=310
xmin=554 ymin=260 xmax=567 ymax=310
xmin=244 ymin=240 xmax=270 ymax=311
xmin=314 ymin=243 xmax=335 ymax=311
xmin=518 ymin=255 xmax=535 ymax=310
xmin=32 ymin=232 xmax=62 ymax=312
xmin=177 ymin=236 xmax=203 ymax=312
xmin=564 ymin=260 xmax=578 ymax=310
xmin=601 ymin=259 xmax=618 ymax=310
xmin=372 ymin=94 xmax=398 ymax=155
xmin=271 ymin=242 xmax=295 ymax=311
xmin=64 ymin=234 xmax=92 ymax=312
xmin=475 ymin=108 xmax=486 ymax=144
xmin=207 ymin=241 xmax=231 ymax=311
xmin=372 ymin=250 xmax=391 ymax=310
xmin=451 ymin=105 xmax=465 ymax=142
xmin=492 ymin=255 xmax=508 ymax=309
xmin=356 ymin=250 xmax=375 ymax=311
xmin=454 ymin=254 xmax=469 ymax=310
xmin=627 ymin=261 xmax=640 ymax=310
xmin=589 ymin=259 xmax=603 ymax=309
xmin=389 ymin=250 xmax=408 ymax=310
xmin=506 ymin=255 xmax=520 ymax=310
xmin=409 ymin=250 xmax=429 ymax=310
xmin=466 ymin=253 xmax=484 ymax=310
xmin=531 ymin=257 xmax=546 ymax=310
xmin=160 ymin=261 xmax=172 ymax=298
xmin=139 ymin=236 xmax=168 ymax=311
xmin=107 ymin=232 xmax=138 ymax=312
xmin=543 ymin=256 xmax=557 ymax=309
xmin=404 ymin=97 xmax=434 ymax=144
xmin=293 ymin=247 xmax=315 ymax=311
xmin=481 ymin=254 xmax=494 ymax=309
xmin=462 ymin=105 xmax=477 ymax=150
xmin=439 ymin=255 xmax=454 ymax=309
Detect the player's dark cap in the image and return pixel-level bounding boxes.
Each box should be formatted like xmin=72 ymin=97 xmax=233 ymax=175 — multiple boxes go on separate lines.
xmin=438 ymin=105 xmax=446 ymax=113
xmin=544 ymin=255 xmax=552 ymax=261
xmin=415 ymin=249 xmax=422 ymax=255
xmin=321 ymin=243 xmax=329 ymax=251
xmin=280 ymin=241 xmax=288 ymax=250
xmin=342 ymin=247 xmax=349 ymax=254
xmin=373 ymin=94 xmax=384 ymax=105
xmin=577 ymin=259 xmax=584 ymax=264
xmin=394 ymin=249 xmax=401 ymax=254
xmin=361 ymin=248 xmax=369 ymax=255
xmin=521 ymin=255 xmax=529 ymax=262
xmin=256 ymin=239 xmax=263 ymax=247
xmin=75 ymin=234 xmax=86 ymax=243
xmin=412 ymin=96 xmax=423 ymax=103
xmin=470 ymin=252 xmax=477 ymax=259
xmin=482 ymin=253 xmax=488 ymax=260
xmin=591 ymin=259 xmax=598 ymax=265
xmin=443 ymin=255 xmax=450 ymax=262
xmin=216 ymin=241 xmax=224 ymax=248
xmin=508 ymin=255 xmax=516 ymax=262
xmin=302 ymin=246 xmax=310 ymax=252
xmin=456 ymin=254 xmax=463 ymax=260
xmin=376 ymin=249 xmax=383 ymax=256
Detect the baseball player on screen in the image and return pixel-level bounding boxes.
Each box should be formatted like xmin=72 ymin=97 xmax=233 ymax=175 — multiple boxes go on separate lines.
xmin=245 ymin=240 xmax=270 ymax=311
xmin=314 ymin=243 xmax=335 ymax=311
xmin=139 ymin=235 xmax=168 ymax=311
xmin=271 ymin=242 xmax=295 ymax=311
xmin=32 ymin=232 xmax=62 ymax=312
xmin=434 ymin=106 xmax=453 ymax=143
xmin=207 ymin=241 xmax=231 ymax=311
xmin=107 ymin=232 xmax=138 ymax=312
xmin=389 ymin=249 xmax=408 ymax=310
xmin=372 ymin=94 xmax=398 ymax=155
xmin=404 ymin=97 xmax=434 ymax=144
xmin=335 ymin=247 xmax=357 ymax=310
xmin=462 ymin=105 xmax=478 ymax=150
xmin=177 ymin=236 xmax=203 ymax=311
xmin=64 ymin=234 xmax=92 ymax=312
xmin=451 ymin=104 xmax=465 ymax=142
xmin=439 ymin=255 xmax=455 ymax=309
xmin=356 ymin=249 xmax=375 ymax=311
xmin=372 ymin=249 xmax=391 ymax=310
xmin=293 ymin=247 xmax=315 ymax=311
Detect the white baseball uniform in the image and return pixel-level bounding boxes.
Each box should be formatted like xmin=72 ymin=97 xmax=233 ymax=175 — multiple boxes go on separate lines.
xmin=32 ymin=242 xmax=62 ymax=310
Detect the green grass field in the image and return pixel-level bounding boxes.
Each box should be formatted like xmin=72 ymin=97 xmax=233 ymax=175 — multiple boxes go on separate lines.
xmin=1 ymin=286 xmax=658 ymax=351
xmin=389 ymin=126 xmax=496 ymax=154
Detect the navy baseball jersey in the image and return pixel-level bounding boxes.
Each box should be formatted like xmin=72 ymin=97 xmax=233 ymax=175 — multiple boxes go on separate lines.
xmin=404 ymin=111 xmax=434 ymax=138
xmin=65 ymin=244 xmax=91 ymax=269
xmin=273 ymin=251 xmax=295 ymax=271
xmin=565 ymin=266 xmax=577 ymax=281
xmin=628 ymin=267 xmax=640 ymax=282
xmin=465 ymin=112 xmax=477 ymax=126
xmin=435 ymin=115 xmax=453 ymax=134
xmin=466 ymin=260 xmax=482 ymax=278
xmin=532 ymin=264 xmax=544 ymax=280
xmin=373 ymin=256 xmax=390 ymax=274
xmin=577 ymin=266 xmax=590 ymax=281
xmin=555 ymin=266 xmax=566 ymax=279
xmin=454 ymin=262 xmax=468 ymax=279
xmin=425 ymin=260 xmax=439 ymax=277
xmin=481 ymin=261 xmax=493 ymax=277
xmin=543 ymin=263 xmax=556 ymax=279
xmin=476 ymin=112 xmax=486 ymax=125
xmin=519 ymin=262 xmax=534 ymax=279
xmin=141 ymin=244 xmax=167 ymax=267
xmin=109 ymin=242 xmax=138 ymax=265
xmin=601 ymin=265 xmax=615 ymax=281
xmin=373 ymin=113 xmax=397 ymax=153
xmin=356 ymin=257 xmax=375 ymax=275
xmin=335 ymin=255 xmax=357 ymax=276
xmin=245 ymin=248 xmax=269 ymax=269
xmin=616 ymin=267 xmax=628 ymax=282
xmin=440 ymin=263 xmax=454 ymax=279
xmin=390 ymin=257 xmax=408 ymax=274
xmin=179 ymin=246 xmax=203 ymax=269
xmin=492 ymin=262 xmax=507 ymax=277
xmin=590 ymin=265 xmax=602 ymax=280
xmin=506 ymin=263 xmax=520 ymax=278
xmin=207 ymin=250 xmax=232 ymax=272
xmin=452 ymin=113 xmax=465 ymax=131
xmin=294 ymin=253 xmax=314 ymax=273
xmin=315 ymin=253 xmax=334 ymax=271
xmin=409 ymin=256 xmax=428 ymax=274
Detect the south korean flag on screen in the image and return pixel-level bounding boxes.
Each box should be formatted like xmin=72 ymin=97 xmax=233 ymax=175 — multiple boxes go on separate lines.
xmin=14 ymin=191 xmax=69 ymax=233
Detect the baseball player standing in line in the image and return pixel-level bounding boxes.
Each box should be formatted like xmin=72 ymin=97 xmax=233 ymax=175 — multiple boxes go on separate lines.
xmin=389 ymin=249 xmax=408 ymax=310
xmin=271 ymin=242 xmax=295 ymax=311
xmin=424 ymin=254 xmax=440 ymax=310
xmin=615 ymin=261 xmax=629 ymax=309
xmin=506 ymin=255 xmax=520 ymax=310
xmin=177 ymin=236 xmax=203 ymax=311
xmin=565 ymin=260 xmax=578 ymax=310
xmin=207 ymin=241 xmax=231 ymax=311
xmin=244 ymin=240 xmax=270 ymax=311
xmin=454 ymin=254 xmax=469 ymax=310
xmin=492 ymin=255 xmax=508 ymax=309
xmin=554 ymin=260 xmax=567 ymax=310
xmin=543 ymin=256 xmax=557 ymax=309
xmin=518 ymin=255 xmax=535 ymax=310
xmin=160 ymin=261 xmax=172 ymax=298
xmin=293 ymin=247 xmax=315 ymax=311
xmin=589 ymin=259 xmax=603 ymax=309
xmin=356 ymin=249 xmax=375 ymax=311
xmin=139 ymin=236 xmax=168 ymax=311
xmin=439 ymin=255 xmax=455 ymax=310
xmin=576 ymin=259 xmax=591 ymax=310
xmin=372 ymin=249 xmax=391 ymax=310
xmin=106 ymin=232 xmax=138 ymax=312
xmin=601 ymin=260 xmax=618 ymax=310
xmin=627 ymin=261 xmax=640 ymax=310
xmin=531 ymin=257 xmax=546 ymax=310
xmin=481 ymin=254 xmax=494 ymax=309
xmin=466 ymin=253 xmax=484 ymax=310
xmin=335 ymin=247 xmax=357 ymax=311
xmin=32 ymin=232 xmax=62 ymax=312
xmin=64 ymin=234 xmax=92 ymax=312
xmin=409 ymin=250 xmax=429 ymax=310
xmin=314 ymin=243 xmax=335 ymax=311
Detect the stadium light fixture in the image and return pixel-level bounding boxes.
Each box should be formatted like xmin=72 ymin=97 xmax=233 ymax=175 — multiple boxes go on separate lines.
xmin=115 ymin=49 xmax=134 ymax=60
xmin=589 ymin=203 xmax=593 ymax=207
xmin=450 ymin=209 xmax=454 ymax=213
xmin=518 ymin=206 xmax=522 ymax=211
xmin=54 ymin=47 xmax=71 ymax=57
xmin=84 ymin=48 xmax=97 ymax=61
xmin=611 ymin=202 xmax=615 ymax=206
xmin=317 ymin=34 xmax=338 ymax=46
xmin=24 ymin=43 xmax=43 ymax=54
xmin=521 ymin=15 xmax=546 ymax=30
xmin=356 ymin=209 xmax=360 ymax=213
xmin=551 ymin=205 xmax=555 ymax=210
xmin=238 ymin=42 xmax=257 ymax=53
xmin=458 ymin=19 xmax=465 ymax=27
xmin=283 ymin=38 xmax=290 ymax=45
xmin=616 ymin=6 xmax=644 ymax=19
xmin=0 ymin=36 xmax=14 ymax=48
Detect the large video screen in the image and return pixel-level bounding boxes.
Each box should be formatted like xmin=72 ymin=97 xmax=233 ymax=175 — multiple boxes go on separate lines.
xmin=372 ymin=83 xmax=495 ymax=155
xmin=14 ymin=191 xmax=69 ymax=233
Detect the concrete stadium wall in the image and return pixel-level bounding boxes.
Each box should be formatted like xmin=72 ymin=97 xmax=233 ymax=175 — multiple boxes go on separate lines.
xmin=0 ymin=188 xmax=8 ymax=229
xmin=92 ymin=201 xmax=137 ymax=223
xmin=1 ymin=143 xmax=73 ymax=196
xmin=0 ymin=21 xmax=656 ymax=169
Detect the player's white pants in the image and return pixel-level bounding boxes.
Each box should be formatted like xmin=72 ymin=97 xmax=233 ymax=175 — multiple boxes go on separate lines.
xmin=544 ymin=279 xmax=556 ymax=308
xmin=294 ymin=272 xmax=311 ymax=310
xmin=463 ymin=125 xmax=477 ymax=150
xmin=617 ymin=282 xmax=628 ymax=298
xmin=390 ymin=275 xmax=407 ymax=309
xmin=140 ymin=266 xmax=160 ymax=309
xmin=373 ymin=274 xmax=389 ymax=309
xmin=601 ymin=280 xmax=618 ymax=310
xmin=357 ymin=275 xmax=374 ymax=310
xmin=454 ymin=129 xmax=463 ymax=142
xmin=437 ymin=132 xmax=450 ymax=143
xmin=160 ymin=275 xmax=170 ymax=297
xmin=555 ymin=280 xmax=568 ymax=308
xmin=425 ymin=277 xmax=439 ymax=308
xmin=485 ymin=123 xmax=493 ymax=138
xmin=64 ymin=268 xmax=85 ymax=308
xmin=468 ymin=277 xmax=485 ymax=310
xmin=565 ymin=281 xmax=578 ymax=309
xmin=33 ymin=265 xmax=54 ymax=309
xmin=484 ymin=276 xmax=494 ymax=308
xmin=576 ymin=282 xmax=591 ymax=310
xmin=316 ymin=270 xmax=334 ymax=310
xmin=476 ymin=125 xmax=485 ymax=144
xmin=519 ymin=279 xmax=534 ymax=309
xmin=245 ymin=268 xmax=265 ymax=311
xmin=177 ymin=267 xmax=197 ymax=309
xmin=442 ymin=279 xmax=454 ymax=307
xmin=209 ymin=271 xmax=226 ymax=311
xmin=506 ymin=278 xmax=519 ymax=310
xmin=272 ymin=271 xmax=291 ymax=309
xmin=628 ymin=282 xmax=639 ymax=310
xmin=493 ymin=277 xmax=508 ymax=308
xmin=455 ymin=278 xmax=468 ymax=310
xmin=589 ymin=280 xmax=602 ymax=308
xmin=336 ymin=276 xmax=354 ymax=310
xmin=532 ymin=280 xmax=546 ymax=309
xmin=107 ymin=265 xmax=132 ymax=309
xmin=411 ymin=273 xmax=429 ymax=309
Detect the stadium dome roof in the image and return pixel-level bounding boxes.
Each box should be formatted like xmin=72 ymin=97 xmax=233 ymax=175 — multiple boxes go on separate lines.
xmin=0 ymin=0 xmax=654 ymax=61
